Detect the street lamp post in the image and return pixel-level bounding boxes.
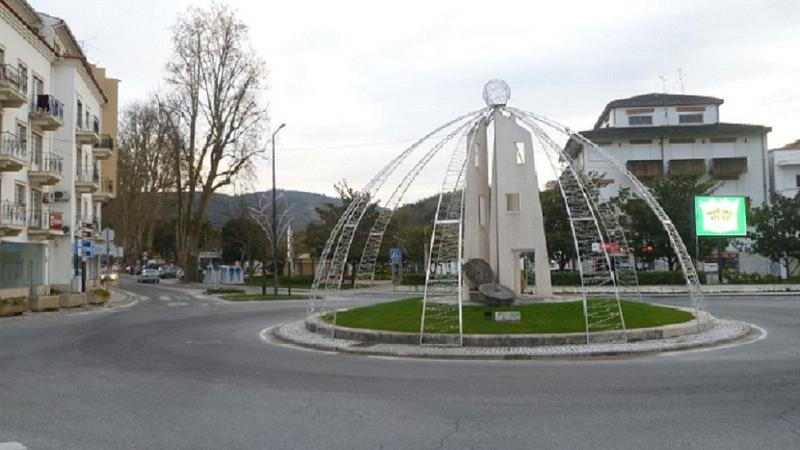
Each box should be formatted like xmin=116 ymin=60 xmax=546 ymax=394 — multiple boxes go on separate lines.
xmin=271 ymin=123 xmax=286 ymax=297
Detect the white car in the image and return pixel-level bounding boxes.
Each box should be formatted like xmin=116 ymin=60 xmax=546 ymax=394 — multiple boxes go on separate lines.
xmin=137 ymin=268 xmax=160 ymax=283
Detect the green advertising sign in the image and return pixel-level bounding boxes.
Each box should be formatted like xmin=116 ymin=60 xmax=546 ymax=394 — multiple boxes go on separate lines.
xmin=694 ymin=196 xmax=747 ymax=236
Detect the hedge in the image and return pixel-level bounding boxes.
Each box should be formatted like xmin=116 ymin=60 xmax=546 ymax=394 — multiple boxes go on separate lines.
xmin=723 ymin=270 xmax=799 ymax=284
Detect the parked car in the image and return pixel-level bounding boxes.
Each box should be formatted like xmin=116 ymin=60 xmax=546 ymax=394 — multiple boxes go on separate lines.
xmin=137 ymin=268 xmax=160 ymax=283
xmin=159 ymin=265 xmax=184 ymax=280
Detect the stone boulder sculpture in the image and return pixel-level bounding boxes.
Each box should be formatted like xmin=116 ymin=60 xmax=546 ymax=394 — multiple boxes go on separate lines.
xmin=463 ymin=258 xmax=494 ymax=290
xmin=478 ymin=283 xmax=516 ymax=306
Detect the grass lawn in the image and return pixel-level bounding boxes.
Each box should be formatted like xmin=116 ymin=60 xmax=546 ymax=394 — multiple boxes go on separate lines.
xmin=325 ymin=297 xmax=693 ymax=334
xmin=220 ymin=293 xmax=307 ymax=301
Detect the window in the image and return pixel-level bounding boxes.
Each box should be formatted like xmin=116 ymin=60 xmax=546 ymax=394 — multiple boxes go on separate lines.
xmin=630 ymin=139 xmax=652 ymax=145
xmin=515 ymin=142 xmax=525 ymax=165
xmin=31 ymin=132 xmax=42 ymax=166
xmin=506 ymin=193 xmax=520 ymax=213
xmin=626 ymin=160 xmax=663 ymax=179
xmin=0 ymin=48 xmax=5 ymax=64
xmin=710 ymin=157 xmax=747 ymax=180
xmin=30 ymin=189 xmax=41 ymax=211
xmin=628 ymin=115 xmax=653 ymax=125
xmin=710 ymin=137 xmax=737 ymax=143
xmin=679 ymin=114 xmax=703 ymax=124
xmin=32 ymin=75 xmax=42 ymax=97
xmin=16 ymin=123 xmax=26 ymax=151
xmin=76 ymin=100 xmax=83 ymax=128
xmin=18 ymin=64 xmax=27 ymax=96
xmin=669 ymin=138 xmax=696 ymax=144
xmin=478 ymin=195 xmax=486 ymax=226
xmin=14 ymin=183 xmax=25 ymax=206
xmin=795 ymin=174 xmax=800 ymax=188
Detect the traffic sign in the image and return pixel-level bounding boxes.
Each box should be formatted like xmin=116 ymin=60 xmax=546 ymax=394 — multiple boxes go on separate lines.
xmin=389 ymin=248 xmax=402 ymax=264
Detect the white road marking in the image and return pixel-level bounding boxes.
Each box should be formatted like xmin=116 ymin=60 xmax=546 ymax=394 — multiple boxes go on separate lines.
xmin=159 ymin=295 xmax=171 ymax=302
xmin=0 ymin=442 xmax=28 ymax=449
xmin=167 ymin=302 xmax=189 ymax=307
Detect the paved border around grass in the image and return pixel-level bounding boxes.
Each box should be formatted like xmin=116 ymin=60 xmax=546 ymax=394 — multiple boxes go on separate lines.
xmin=267 ymin=317 xmax=756 ymax=360
xmin=300 ymin=310 xmax=713 ymax=346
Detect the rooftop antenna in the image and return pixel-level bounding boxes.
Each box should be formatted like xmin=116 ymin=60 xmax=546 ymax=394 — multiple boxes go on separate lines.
xmin=677 ymin=68 xmax=686 ymax=94
xmin=658 ymin=76 xmax=668 ymax=93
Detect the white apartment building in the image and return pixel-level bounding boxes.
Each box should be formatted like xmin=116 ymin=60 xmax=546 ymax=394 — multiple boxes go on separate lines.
xmin=0 ymin=0 xmax=115 ymax=299
xmin=566 ymin=93 xmax=776 ymax=274
xmin=769 ymin=139 xmax=800 ymax=199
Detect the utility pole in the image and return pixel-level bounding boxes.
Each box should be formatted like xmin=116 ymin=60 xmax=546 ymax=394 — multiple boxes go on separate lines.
xmin=271 ymin=123 xmax=286 ymax=297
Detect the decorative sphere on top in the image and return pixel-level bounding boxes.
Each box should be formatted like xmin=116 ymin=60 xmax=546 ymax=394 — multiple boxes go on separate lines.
xmin=482 ymin=79 xmax=511 ymax=106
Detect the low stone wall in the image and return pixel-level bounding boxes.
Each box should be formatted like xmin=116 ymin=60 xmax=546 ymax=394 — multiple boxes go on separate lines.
xmin=28 ymin=295 xmax=60 ymax=312
xmin=305 ymin=310 xmax=713 ymax=347
xmin=60 ymin=293 xmax=86 ymax=308
xmin=87 ymin=291 xmax=109 ymax=305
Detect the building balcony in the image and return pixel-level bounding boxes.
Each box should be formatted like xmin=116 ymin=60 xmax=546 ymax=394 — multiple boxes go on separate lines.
xmin=668 ymin=159 xmax=706 ymax=176
xmin=93 ymin=134 xmax=113 ymax=159
xmin=0 ymin=201 xmax=26 ymax=236
xmin=92 ymin=178 xmax=114 ymax=203
xmin=27 ymin=208 xmax=63 ymax=240
xmin=0 ymin=132 xmax=27 ymax=172
xmin=626 ymin=159 xmax=664 ymax=180
xmin=75 ymin=165 xmax=100 ymax=194
xmin=0 ymin=64 xmax=28 ymax=108
xmin=30 ymin=95 xmax=64 ymax=131
xmin=29 ymin=153 xmax=64 ymax=186
xmin=76 ymin=115 xmax=100 ymax=145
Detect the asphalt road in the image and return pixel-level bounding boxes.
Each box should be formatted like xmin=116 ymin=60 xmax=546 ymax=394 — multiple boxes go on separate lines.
xmin=0 ymin=278 xmax=798 ymax=449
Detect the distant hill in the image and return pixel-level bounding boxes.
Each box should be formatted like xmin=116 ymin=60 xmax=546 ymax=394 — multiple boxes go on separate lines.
xmin=205 ymin=190 xmax=342 ymax=231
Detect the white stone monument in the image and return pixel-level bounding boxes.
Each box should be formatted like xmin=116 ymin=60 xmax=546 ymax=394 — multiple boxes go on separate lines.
xmin=463 ymin=80 xmax=553 ymax=297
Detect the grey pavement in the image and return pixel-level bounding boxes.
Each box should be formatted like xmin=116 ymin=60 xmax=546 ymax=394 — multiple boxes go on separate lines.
xmin=0 ymin=277 xmax=799 ymax=449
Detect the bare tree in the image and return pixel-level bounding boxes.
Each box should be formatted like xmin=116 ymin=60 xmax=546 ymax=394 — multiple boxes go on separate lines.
xmin=250 ymin=193 xmax=293 ymax=295
xmin=104 ymin=98 xmax=177 ymax=268
xmin=164 ymin=3 xmax=269 ymax=280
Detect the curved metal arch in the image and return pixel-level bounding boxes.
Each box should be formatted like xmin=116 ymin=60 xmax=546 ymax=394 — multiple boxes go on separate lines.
xmin=309 ymin=108 xmax=490 ymax=309
xmin=510 ymin=110 xmax=627 ymax=341
xmin=354 ymin=111 xmax=492 ymax=288
xmin=513 ymin=109 xmax=708 ymax=323
xmin=419 ymin=127 xmax=473 ymax=346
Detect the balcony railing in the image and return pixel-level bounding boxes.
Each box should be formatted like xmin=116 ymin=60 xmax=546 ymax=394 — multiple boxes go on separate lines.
xmin=28 ymin=207 xmax=50 ymax=230
xmin=97 ymin=134 xmax=113 ymax=149
xmin=100 ymin=178 xmax=114 ymax=193
xmin=77 ymin=115 xmax=100 ymax=134
xmin=34 ymin=94 xmax=64 ymax=121
xmin=75 ymin=214 xmax=99 ymax=236
xmin=0 ymin=64 xmax=27 ymax=95
xmin=31 ymin=152 xmax=63 ymax=174
xmin=0 ymin=201 xmax=27 ymax=227
xmin=76 ymin=164 xmax=100 ymax=184
xmin=0 ymin=131 xmax=26 ymax=161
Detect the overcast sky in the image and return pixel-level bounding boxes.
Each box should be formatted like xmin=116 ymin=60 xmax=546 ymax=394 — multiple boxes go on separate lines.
xmin=30 ymin=0 xmax=800 ymax=198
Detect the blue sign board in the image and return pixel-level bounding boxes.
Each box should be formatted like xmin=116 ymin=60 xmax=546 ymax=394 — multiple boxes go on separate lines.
xmin=389 ymin=248 xmax=402 ymax=264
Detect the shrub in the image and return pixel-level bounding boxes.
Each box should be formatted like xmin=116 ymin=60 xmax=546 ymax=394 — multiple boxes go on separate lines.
xmin=91 ymin=288 xmax=111 ymax=298
xmin=400 ymin=273 xmax=427 ymax=286
xmin=0 ymin=296 xmax=27 ymax=306
xmin=723 ymin=270 xmax=784 ymax=284
xmin=205 ymin=288 xmax=245 ymax=294
xmin=541 ymin=271 xmax=706 ymax=286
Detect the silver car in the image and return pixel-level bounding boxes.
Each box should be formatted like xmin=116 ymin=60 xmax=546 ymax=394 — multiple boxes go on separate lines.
xmin=137 ymin=268 xmax=160 ymax=283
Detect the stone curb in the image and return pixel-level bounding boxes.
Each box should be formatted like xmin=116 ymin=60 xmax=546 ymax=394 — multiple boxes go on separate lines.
xmin=303 ymin=310 xmax=713 ymax=347
xmin=270 ymin=318 xmax=753 ymax=360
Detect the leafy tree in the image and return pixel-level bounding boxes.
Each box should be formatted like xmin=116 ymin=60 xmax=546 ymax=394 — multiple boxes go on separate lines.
xmin=540 ymin=184 xmax=573 ymax=270
xmin=749 ymin=195 xmax=800 ymax=278
xmin=301 ymin=181 xmax=378 ymax=284
xmin=611 ymin=174 xmax=723 ymax=270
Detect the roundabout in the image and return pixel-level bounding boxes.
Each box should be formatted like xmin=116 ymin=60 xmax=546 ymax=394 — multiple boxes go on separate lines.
xmin=271 ymin=296 xmax=757 ymax=360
